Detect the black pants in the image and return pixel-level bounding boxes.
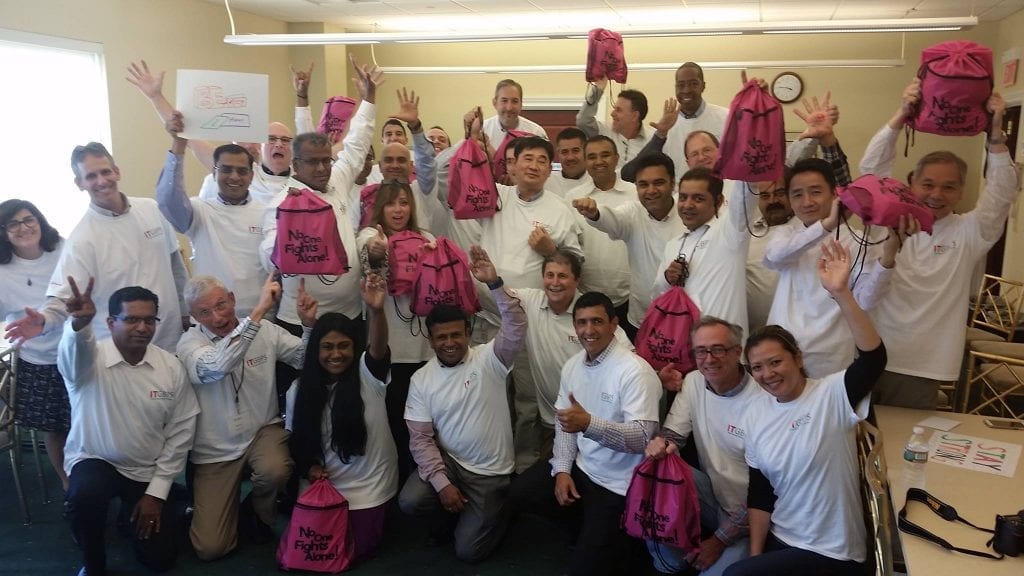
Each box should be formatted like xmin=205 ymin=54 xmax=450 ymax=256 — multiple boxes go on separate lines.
xmin=723 ymin=533 xmax=867 ymax=576
xmin=510 ymin=460 xmax=649 ymax=576
xmin=66 ymin=459 xmax=179 ymax=574
xmin=388 ymin=361 xmax=426 ymax=483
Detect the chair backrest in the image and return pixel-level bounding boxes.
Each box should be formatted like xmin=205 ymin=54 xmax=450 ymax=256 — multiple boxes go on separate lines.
xmin=857 ymin=421 xmax=895 ymax=576
xmin=0 ymin=348 xmax=17 ymax=451
xmin=968 ymin=274 xmax=1024 ymax=341
xmin=965 ymin=349 xmax=1024 ymax=418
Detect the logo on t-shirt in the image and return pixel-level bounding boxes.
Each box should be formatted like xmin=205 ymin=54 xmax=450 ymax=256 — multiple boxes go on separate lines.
xmin=726 ymin=424 xmax=745 ymax=439
xmin=695 ymin=239 xmax=709 ymax=250
xmin=246 ymin=354 xmax=268 ymax=368
xmin=790 ymin=412 xmax=812 ymax=431
xmin=600 ymin=391 xmax=616 ymax=404
xmin=567 ymin=334 xmax=579 ymax=345
xmin=149 ymin=390 xmax=175 ymax=400
xmin=248 ymin=225 xmax=263 ymax=235
xmin=464 ymin=370 xmax=479 ymax=390
xmin=144 ymin=227 xmax=164 ymax=239
xmin=933 ymin=240 xmax=959 ymax=255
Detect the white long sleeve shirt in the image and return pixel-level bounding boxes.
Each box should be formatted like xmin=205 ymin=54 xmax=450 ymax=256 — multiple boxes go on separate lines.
xmin=858 ymin=124 xmax=1020 ymax=380
xmin=60 ymin=323 xmax=199 ymax=499
xmin=563 ymin=178 xmax=636 ymax=307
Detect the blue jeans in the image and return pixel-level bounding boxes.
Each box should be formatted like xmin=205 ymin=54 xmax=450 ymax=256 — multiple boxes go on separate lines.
xmin=647 ymin=464 xmax=749 ymax=575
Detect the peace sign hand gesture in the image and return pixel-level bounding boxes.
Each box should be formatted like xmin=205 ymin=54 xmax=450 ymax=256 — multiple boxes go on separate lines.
xmin=66 ymin=276 xmax=97 ymax=331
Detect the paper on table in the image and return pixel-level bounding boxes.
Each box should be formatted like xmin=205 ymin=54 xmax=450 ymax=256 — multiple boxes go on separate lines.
xmin=927 ymin=431 xmax=1021 ymax=478
xmin=916 ymin=416 xmax=960 ymax=431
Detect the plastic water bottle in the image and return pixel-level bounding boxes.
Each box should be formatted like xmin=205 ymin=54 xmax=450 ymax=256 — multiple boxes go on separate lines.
xmin=902 ymin=426 xmax=929 ymax=491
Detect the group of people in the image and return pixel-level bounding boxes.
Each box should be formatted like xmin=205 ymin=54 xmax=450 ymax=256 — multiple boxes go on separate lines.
xmin=1 ymin=51 xmax=1018 ymax=576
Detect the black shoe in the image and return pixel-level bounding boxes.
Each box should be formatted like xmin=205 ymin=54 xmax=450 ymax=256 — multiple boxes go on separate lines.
xmin=425 ymin=515 xmax=457 ymax=547
xmin=238 ymin=494 xmax=274 ymax=545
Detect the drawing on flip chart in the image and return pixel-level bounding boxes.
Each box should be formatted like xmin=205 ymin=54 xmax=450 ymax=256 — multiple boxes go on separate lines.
xmin=176 ymin=70 xmax=268 ymax=142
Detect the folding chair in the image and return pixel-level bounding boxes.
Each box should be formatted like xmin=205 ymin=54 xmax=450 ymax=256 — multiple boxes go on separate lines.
xmin=0 ymin=347 xmax=31 ymax=524
xmin=858 ymin=421 xmax=894 ymax=576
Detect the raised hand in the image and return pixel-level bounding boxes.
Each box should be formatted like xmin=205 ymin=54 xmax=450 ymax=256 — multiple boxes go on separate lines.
xmin=881 ymin=214 xmax=921 ymax=268
xmin=351 ymin=54 xmax=384 ymax=104
xmin=468 ymin=245 xmax=498 ymax=285
xmin=794 ymin=92 xmax=836 ymax=143
xmin=572 ymin=198 xmax=600 ymax=220
xmin=66 ymin=276 xmax=96 ymax=331
xmin=900 ymin=78 xmax=922 ymax=119
xmin=126 ymin=60 xmax=165 ymax=99
xmin=528 ymin=225 xmax=556 ymax=257
xmin=291 ymin=61 xmax=314 ymax=100
xmin=658 ymin=363 xmax=683 ymax=392
xmin=361 ymin=272 xmax=386 ymax=311
xmin=463 ymin=106 xmax=483 ymax=140
xmin=393 ymin=87 xmax=421 ymax=126
xmin=740 ymin=70 xmax=768 ymax=91
xmin=650 ymin=98 xmax=680 ymax=138
xmin=818 ymin=239 xmax=852 ymax=296
xmin=296 ymin=277 xmax=319 ymax=327
xmin=557 ymin=392 xmax=591 ymax=433
xmin=821 ymin=197 xmax=841 ymax=232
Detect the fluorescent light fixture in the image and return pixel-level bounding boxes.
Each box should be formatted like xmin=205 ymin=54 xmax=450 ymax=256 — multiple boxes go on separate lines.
xmin=223 ymin=17 xmax=977 ymax=46
xmin=380 ymin=59 xmax=906 ymax=75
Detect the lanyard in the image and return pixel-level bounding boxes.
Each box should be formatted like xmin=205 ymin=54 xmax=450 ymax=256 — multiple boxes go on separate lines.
xmin=674 ymin=224 xmax=709 ymax=287
xmin=228 ymin=363 xmax=246 ymax=407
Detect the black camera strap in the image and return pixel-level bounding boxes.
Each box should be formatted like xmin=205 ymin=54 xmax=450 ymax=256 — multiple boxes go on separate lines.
xmin=897 ymin=488 xmax=1004 ymax=560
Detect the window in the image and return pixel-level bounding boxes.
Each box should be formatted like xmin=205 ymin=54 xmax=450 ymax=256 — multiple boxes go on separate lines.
xmin=0 ymin=28 xmax=111 ymax=236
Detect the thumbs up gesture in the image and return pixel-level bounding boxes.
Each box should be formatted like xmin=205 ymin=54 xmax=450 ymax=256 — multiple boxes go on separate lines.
xmin=367 ymin=224 xmax=388 ymax=263
xmin=556 ymin=392 xmax=591 ymax=433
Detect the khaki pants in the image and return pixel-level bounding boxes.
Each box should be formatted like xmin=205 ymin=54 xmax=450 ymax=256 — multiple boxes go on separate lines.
xmin=189 ymin=423 xmax=293 ymax=560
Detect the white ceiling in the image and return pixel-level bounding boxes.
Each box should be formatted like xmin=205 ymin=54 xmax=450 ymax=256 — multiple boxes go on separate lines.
xmin=212 ymin=0 xmax=1024 ymax=32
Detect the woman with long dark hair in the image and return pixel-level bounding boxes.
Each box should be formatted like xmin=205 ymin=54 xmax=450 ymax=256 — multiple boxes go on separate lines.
xmin=285 ymin=274 xmax=397 ymax=562
xmin=0 ymin=199 xmax=69 ymax=490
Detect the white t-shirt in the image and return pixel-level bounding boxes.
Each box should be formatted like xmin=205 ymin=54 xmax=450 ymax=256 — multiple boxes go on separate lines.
xmin=545 ymin=171 xmax=593 ymax=198
xmin=285 ymin=354 xmax=398 ymax=510
xmin=517 ymin=288 xmax=631 ymax=426
xmin=260 ymin=101 xmax=376 ymax=322
xmin=405 ymin=341 xmax=514 ymax=476
xmin=765 ymin=219 xmax=891 ymax=378
xmin=859 ymin=125 xmax=1020 ymax=380
xmin=178 ymin=320 xmax=303 ymax=464
xmin=60 ymin=325 xmax=200 ymax=499
xmin=47 ymin=199 xmax=183 ymax=351
xmin=563 ymin=179 xmax=636 ymax=307
xmin=654 ymin=181 xmax=757 ymax=338
xmin=356 ymin=227 xmax=434 ymax=364
xmin=184 ymin=197 xmax=267 ymax=318
xmin=482 ymin=115 xmax=548 ymax=149
xmin=480 ymin=186 xmax=583 ymax=291
xmin=556 ymin=342 xmax=661 ymax=495
xmin=745 ymin=222 xmax=778 ymax=333
xmin=588 ymin=202 xmax=684 ymax=327
xmin=0 ymin=243 xmax=63 ymax=365
xmin=663 ymin=372 xmax=763 ymax=517
xmin=662 ymin=102 xmax=729 ymax=177
xmin=742 ymin=373 xmax=868 ymax=562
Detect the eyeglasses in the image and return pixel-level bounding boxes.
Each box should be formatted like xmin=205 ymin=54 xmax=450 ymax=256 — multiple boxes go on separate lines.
xmin=694 ymin=345 xmax=738 ymax=359
xmin=295 ymin=157 xmax=336 ymax=168
xmin=113 ymin=315 xmax=161 ymax=326
xmin=215 ymin=164 xmax=252 ymax=176
xmin=2 ymin=215 xmax=39 ymax=232
xmin=267 ymin=135 xmax=293 ymax=144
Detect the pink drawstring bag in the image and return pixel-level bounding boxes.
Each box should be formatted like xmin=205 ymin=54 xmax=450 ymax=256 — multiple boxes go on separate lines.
xmin=358 ymin=183 xmax=380 ymax=230
xmin=410 ymin=237 xmax=481 ymax=316
xmin=491 ymin=129 xmax=531 ymax=183
xmin=714 ymin=79 xmax=785 ymax=182
xmin=635 ymin=287 xmax=701 ymax=373
xmin=448 ymin=138 xmax=500 ymax=219
xmin=586 ymin=28 xmax=628 ymax=84
xmin=908 ymin=41 xmax=993 ymax=137
xmin=839 ymin=174 xmax=935 ymax=234
xmin=622 ymin=454 xmax=701 ymax=554
xmin=318 ymin=95 xmax=358 ymax=138
xmin=387 ymin=229 xmax=429 ymax=297
xmin=277 ymin=479 xmax=354 ymax=573
xmin=271 ymin=189 xmax=350 ymax=276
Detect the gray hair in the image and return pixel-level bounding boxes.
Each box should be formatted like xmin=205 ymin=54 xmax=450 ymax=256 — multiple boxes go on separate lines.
xmin=184 ymin=275 xmax=228 ymax=309
xmin=690 ymin=316 xmax=744 ymax=348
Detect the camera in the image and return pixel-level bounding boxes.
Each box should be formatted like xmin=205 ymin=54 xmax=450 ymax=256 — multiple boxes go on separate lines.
xmin=993 ymin=510 xmax=1024 ymax=557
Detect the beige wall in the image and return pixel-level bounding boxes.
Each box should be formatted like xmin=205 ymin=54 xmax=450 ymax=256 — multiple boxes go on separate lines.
xmin=993 ymin=8 xmax=1024 ymax=282
xmin=0 ymin=0 xmax=294 ymax=197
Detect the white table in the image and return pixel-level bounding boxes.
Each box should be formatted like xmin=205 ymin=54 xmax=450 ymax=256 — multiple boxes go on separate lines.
xmin=876 ymin=406 xmax=1024 ymax=575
